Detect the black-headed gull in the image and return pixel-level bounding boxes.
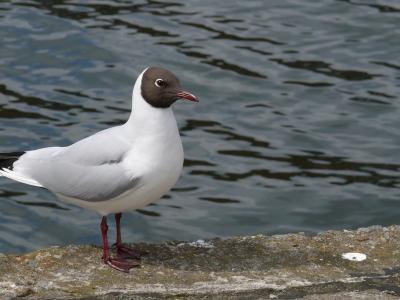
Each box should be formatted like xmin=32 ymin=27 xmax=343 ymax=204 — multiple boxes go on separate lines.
xmin=0 ymin=67 xmax=198 ymax=272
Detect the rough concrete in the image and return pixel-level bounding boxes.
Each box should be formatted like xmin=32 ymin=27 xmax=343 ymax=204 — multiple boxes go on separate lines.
xmin=1 ymin=225 xmax=400 ymax=299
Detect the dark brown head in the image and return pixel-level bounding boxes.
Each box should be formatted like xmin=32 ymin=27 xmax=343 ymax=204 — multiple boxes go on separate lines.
xmin=141 ymin=67 xmax=198 ymax=108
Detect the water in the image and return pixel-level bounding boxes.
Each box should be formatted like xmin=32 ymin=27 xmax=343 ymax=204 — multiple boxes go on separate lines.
xmin=0 ymin=0 xmax=400 ymax=254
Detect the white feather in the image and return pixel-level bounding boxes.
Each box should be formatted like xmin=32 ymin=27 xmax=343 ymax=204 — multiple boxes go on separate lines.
xmin=0 ymin=168 xmax=43 ymax=187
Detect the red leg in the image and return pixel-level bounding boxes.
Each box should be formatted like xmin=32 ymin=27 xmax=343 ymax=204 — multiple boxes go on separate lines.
xmin=114 ymin=212 xmax=123 ymax=247
xmin=100 ymin=216 xmax=109 ymax=260
xmin=100 ymin=215 xmax=139 ymax=273
xmin=113 ymin=212 xmax=148 ymax=259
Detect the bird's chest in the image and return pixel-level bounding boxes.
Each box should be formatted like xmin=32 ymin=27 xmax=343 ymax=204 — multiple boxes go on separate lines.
xmin=123 ymin=130 xmax=184 ymax=185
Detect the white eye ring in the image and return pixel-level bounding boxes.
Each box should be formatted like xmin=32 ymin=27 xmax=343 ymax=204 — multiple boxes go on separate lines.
xmin=155 ymin=78 xmax=164 ymax=87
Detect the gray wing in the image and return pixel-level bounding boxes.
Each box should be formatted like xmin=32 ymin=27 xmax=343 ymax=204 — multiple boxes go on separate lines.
xmin=17 ymin=126 xmax=140 ymax=202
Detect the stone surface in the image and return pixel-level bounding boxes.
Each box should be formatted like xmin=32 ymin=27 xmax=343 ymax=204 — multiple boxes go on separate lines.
xmin=1 ymin=225 xmax=400 ymax=299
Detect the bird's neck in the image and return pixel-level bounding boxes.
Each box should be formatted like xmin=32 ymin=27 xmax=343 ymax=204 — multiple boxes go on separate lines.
xmin=125 ymin=87 xmax=178 ymax=139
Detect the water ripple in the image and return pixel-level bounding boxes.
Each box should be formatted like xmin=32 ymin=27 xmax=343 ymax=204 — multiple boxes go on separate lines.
xmin=271 ymin=59 xmax=380 ymax=81
xmin=179 ymin=21 xmax=285 ymax=45
xmin=0 ymin=85 xmax=101 ymax=113
xmin=1 ymin=0 xmax=400 ymax=253
xmin=339 ymin=0 xmax=400 ymax=13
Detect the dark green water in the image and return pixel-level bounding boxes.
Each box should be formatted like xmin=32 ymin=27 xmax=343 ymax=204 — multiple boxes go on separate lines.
xmin=0 ymin=0 xmax=400 ymax=254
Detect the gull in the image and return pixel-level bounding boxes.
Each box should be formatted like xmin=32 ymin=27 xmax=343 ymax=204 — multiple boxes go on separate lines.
xmin=0 ymin=67 xmax=198 ymax=272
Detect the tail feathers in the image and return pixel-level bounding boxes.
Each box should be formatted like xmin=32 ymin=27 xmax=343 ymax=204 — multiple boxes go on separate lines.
xmin=0 ymin=168 xmax=43 ymax=187
xmin=0 ymin=152 xmax=43 ymax=188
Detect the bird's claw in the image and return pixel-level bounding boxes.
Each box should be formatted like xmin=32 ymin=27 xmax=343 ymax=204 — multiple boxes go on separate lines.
xmin=115 ymin=244 xmax=149 ymax=260
xmin=105 ymin=257 xmax=140 ymax=273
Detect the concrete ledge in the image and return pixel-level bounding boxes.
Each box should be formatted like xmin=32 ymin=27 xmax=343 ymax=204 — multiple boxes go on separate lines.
xmin=2 ymin=225 xmax=400 ymax=299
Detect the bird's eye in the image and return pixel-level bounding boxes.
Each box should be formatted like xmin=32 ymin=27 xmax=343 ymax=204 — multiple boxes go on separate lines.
xmin=155 ymin=79 xmax=164 ymax=87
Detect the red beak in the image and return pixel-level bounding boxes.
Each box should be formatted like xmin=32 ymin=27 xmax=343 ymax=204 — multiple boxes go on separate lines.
xmin=174 ymin=91 xmax=199 ymax=103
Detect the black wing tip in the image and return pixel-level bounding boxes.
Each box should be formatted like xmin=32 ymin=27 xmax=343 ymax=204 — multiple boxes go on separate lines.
xmin=0 ymin=151 xmax=26 ymax=171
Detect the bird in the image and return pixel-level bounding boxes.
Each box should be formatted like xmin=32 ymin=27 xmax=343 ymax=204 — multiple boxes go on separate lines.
xmin=0 ymin=67 xmax=198 ymax=272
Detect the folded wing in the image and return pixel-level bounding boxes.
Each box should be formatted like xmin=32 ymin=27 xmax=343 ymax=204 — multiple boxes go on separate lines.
xmin=1 ymin=127 xmax=141 ymax=202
